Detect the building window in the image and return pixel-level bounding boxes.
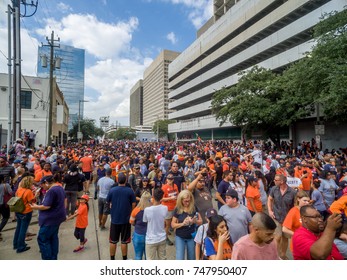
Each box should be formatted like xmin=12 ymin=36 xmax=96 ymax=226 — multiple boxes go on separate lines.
xmin=20 ymin=90 xmax=32 ymax=109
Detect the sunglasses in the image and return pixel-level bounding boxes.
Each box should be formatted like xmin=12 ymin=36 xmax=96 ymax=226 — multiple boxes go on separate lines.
xmin=167 ymin=178 xmax=174 ymax=180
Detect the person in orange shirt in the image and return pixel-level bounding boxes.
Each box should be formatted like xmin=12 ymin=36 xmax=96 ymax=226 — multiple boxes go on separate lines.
xmin=79 ymin=152 xmax=93 ymax=194
xmin=109 ymin=157 xmax=119 ymax=181
xmin=66 ymin=194 xmax=89 ymax=252
xmin=294 ymin=161 xmax=312 ymax=193
xmin=282 ymin=190 xmax=310 ymax=251
xmin=246 ymin=176 xmax=263 ymax=216
xmin=13 ymin=175 xmax=37 ymax=253
xmin=161 ymin=174 xmax=178 ymax=246
xmin=34 ymin=162 xmax=53 ymax=183
xmin=329 ymin=185 xmax=347 ymax=217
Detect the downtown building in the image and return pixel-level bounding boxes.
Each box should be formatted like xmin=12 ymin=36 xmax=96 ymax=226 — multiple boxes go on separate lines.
xmin=142 ymin=50 xmax=180 ymax=126
xmin=168 ymin=0 xmax=347 ymax=149
xmin=130 ymin=79 xmax=143 ymax=128
xmin=37 ymin=44 xmax=85 ymax=129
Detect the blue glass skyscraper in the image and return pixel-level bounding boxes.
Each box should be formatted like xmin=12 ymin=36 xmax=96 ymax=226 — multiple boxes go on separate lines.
xmin=37 ymin=44 xmax=85 ymax=129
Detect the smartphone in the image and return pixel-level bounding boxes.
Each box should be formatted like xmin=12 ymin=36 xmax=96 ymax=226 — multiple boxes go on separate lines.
xmin=195 ymin=212 xmax=199 ymax=219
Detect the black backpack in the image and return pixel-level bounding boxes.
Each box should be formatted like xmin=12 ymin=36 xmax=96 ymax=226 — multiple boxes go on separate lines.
xmin=8 ymin=144 xmax=16 ymax=155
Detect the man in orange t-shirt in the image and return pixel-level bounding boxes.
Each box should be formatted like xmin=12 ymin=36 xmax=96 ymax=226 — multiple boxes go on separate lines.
xmin=80 ymin=152 xmax=93 ymax=194
xmin=161 ymin=175 xmax=178 ymax=246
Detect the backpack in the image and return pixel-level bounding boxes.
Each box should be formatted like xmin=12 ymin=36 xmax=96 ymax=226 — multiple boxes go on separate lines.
xmin=7 ymin=196 xmax=25 ymax=213
xmin=8 ymin=144 xmax=16 ymax=155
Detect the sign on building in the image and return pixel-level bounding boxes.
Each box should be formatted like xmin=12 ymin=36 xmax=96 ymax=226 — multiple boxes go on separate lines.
xmin=100 ymin=116 xmax=109 ymax=128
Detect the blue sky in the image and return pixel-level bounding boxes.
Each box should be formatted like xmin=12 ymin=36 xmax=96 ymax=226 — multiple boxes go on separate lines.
xmin=0 ymin=0 xmax=213 ymax=126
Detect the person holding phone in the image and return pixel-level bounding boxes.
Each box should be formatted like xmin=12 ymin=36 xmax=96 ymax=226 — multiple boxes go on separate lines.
xmin=292 ymin=205 xmax=343 ymax=260
xmin=171 ymin=190 xmax=202 ymax=260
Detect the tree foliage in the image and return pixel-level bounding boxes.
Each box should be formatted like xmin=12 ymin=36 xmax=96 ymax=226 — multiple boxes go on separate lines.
xmin=108 ymin=127 xmax=136 ymax=140
xmin=68 ymin=119 xmax=104 ymax=141
xmin=152 ymin=119 xmax=175 ymax=138
xmin=211 ymin=8 xmax=347 ymax=144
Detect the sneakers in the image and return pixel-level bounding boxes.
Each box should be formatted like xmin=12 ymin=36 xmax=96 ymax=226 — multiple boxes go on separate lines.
xmin=73 ymin=246 xmax=85 ymax=253
xmin=166 ymin=238 xmax=173 ymax=246
xmin=17 ymin=246 xmax=31 ymax=253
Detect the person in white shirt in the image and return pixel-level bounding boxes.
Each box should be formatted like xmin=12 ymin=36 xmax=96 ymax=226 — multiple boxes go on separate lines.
xmin=286 ymin=168 xmax=302 ymax=191
xmin=143 ymin=188 xmax=168 ymax=260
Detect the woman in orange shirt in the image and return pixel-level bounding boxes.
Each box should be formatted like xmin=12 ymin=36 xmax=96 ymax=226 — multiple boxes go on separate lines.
xmin=246 ymin=176 xmax=262 ymax=216
xmin=204 ymin=215 xmax=232 ymax=260
xmin=13 ymin=175 xmax=36 ymax=253
xmin=282 ymin=190 xmax=310 ymax=251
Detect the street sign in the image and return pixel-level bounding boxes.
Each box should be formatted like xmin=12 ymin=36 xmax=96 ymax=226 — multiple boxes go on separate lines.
xmin=315 ymin=124 xmax=325 ymax=135
xmin=77 ymin=132 xmax=83 ymax=139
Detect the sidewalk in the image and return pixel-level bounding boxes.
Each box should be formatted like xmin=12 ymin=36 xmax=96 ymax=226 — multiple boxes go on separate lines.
xmin=0 ymin=184 xmax=176 ymax=260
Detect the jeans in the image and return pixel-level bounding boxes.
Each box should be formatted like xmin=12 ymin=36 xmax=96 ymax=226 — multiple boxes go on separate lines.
xmin=175 ymin=235 xmax=195 ymax=260
xmin=0 ymin=204 xmax=10 ymax=232
xmin=132 ymin=232 xmax=146 ymax=260
xmin=13 ymin=211 xmax=32 ymax=252
xmin=37 ymin=224 xmax=61 ymax=260
xmin=65 ymin=191 xmax=78 ymax=216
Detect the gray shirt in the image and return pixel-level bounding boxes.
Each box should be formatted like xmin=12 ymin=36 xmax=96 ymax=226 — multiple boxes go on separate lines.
xmin=97 ymin=176 xmax=115 ymax=199
xmin=269 ymin=186 xmax=295 ymax=223
xmin=218 ymin=203 xmax=252 ymax=244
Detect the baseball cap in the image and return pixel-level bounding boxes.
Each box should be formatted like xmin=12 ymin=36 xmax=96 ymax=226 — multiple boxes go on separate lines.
xmin=133 ymin=164 xmax=140 ymax=169
xmin=225 ymin=188 xmax=238 ymax=198
xmin=339 ymin=180 xmax=347 ymax=189
xmin=13 ymin=159 xmax=21 ymax=164
xmin=149 ymin=163 xmax=154 ymax=167
xmin=247 ymin=175 xmax=258 ymax=182
xmin=40 ymin=175 xmax=54 ymax=184
xmin=205 ymin=208 xmax=218 ymax=219
xmin=142 ymin=177 xmax=149 ymax=182
xmin=79 ymin=194 xmax=89 ymax=201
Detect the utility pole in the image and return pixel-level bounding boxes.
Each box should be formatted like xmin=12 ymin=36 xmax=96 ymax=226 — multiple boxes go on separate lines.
xmin=10 ymin=0 xmax=38 ymax=143
xmin=42 ymin=31 xmax=60 ymax=146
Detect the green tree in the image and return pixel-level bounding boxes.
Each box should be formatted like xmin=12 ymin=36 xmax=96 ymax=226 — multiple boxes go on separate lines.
xmin=108 ymin=127 xmax=136 ymax=140
xmin=212 ymin=66 xmax=289 ymax=146
xmin=69 ymin=119 xmax=104 ymax=141
xmin=152 ymin=119 xmax=175 ymax=139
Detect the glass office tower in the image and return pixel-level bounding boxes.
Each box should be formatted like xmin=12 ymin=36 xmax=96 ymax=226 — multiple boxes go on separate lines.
xmin=37 ymin=44 xmax=85 ymax=129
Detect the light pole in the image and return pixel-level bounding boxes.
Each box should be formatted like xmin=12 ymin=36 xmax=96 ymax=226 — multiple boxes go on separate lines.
xmin=78 ymin=100 xmax=89 ymax=142
xmin=153 ymin=114 xmax=159 ymax=142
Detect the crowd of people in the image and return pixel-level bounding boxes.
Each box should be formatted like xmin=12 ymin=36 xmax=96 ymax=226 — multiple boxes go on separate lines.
xmin=0 ymin=137 xmax=346 ymax=260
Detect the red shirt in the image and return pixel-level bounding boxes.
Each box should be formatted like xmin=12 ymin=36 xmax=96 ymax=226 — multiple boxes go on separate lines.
xmin=292 ymin=226 xmax=343 ymax=260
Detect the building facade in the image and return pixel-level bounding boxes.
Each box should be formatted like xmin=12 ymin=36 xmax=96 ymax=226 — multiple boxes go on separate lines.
xmin=143 ymin=49 xmax=180 ymax=126
xmin=37 ymin=44 xmax=85 ymax=129
xmin=130 ymin=79 xmax=143 ymax=128
xmin=0 ymin=73 xmax=69 ymax=147
xmin=168 ymin=0 xmax=347 ymax=149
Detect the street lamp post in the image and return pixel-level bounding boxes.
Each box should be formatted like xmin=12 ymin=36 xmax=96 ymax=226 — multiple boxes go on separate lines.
xmin=78 ymin=100 xmax=88 ymax=142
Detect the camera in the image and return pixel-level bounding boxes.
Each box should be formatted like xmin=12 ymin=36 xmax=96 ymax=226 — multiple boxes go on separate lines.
xmin=201 ymin=173 xmax=207 ymax=177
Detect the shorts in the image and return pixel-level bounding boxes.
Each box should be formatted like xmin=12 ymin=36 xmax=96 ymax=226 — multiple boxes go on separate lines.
xmin=274 ymin=219 xmax=284 ymax=236
xmin=83 ymin=172 xmax=91 ymax=181
xmin=109 ymin=223 xmax=131 ymax=244
xmin=98 ymin=197 xmax=110 ymax=215
xmin=165 ymin=210 xmax=174 ymax=220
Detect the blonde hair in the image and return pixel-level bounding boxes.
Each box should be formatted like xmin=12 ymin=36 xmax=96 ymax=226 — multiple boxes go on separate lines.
xmin=175 ymin=189 xmax=195 ymax=215
xmin=19 ymin=176 xmax=34 ymax=189
xmin=295 ymin=190 xmax=309 ymax=206
xmin=137 ymin=191 xmax=152 ymax=210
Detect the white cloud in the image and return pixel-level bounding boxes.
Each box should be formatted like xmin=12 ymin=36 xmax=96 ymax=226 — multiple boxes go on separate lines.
xmin=57 ymin=2 xmax=73 ymax=13
xmin=165 ymin=0 xmax=213 ymax=29
xmin=35 ymin=14 xmax=139 ymax=59
xmin=84 ymin=57 xmax=153 ymax=125
xmin=166 ymin=31 xmax=178 ymax=44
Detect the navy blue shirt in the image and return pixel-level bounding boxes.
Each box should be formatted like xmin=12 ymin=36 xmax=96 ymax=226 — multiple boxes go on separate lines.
xmin=39 ymin=185 xmax=66 ymax=226
xmin=217 ymin=180 xmax=230 ymax=209
xmin=107 ymin=185 xmax=136 ymax=224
